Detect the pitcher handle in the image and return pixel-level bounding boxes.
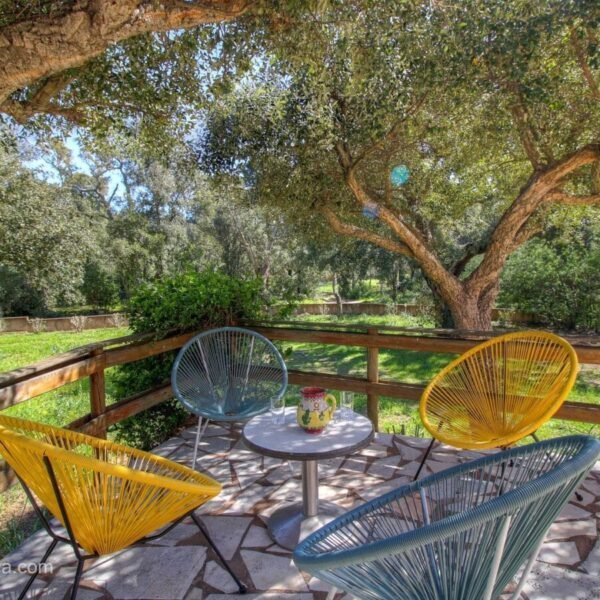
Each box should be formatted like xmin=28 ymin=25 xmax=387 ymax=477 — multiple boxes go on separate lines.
xmin=325 ymin=393 xmax=336 ymax=415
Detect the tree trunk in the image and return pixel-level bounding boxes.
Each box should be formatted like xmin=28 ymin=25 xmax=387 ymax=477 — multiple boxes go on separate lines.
xmin=447 ymin=295 xmax=493 ymax=331
xmin=423 ymin=274 xmax=455 ymax=328
xmin=423 ymin=274 xmax=495 ymax=330
xmin=391 ymin=261 xmax=400 ymax=302
xmin=332 ymin=273 xmax=343 ymax=315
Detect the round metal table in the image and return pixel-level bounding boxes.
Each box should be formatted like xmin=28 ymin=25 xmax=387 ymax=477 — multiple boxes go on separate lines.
xmin=242 ymin=406 xmax=373 ymax=549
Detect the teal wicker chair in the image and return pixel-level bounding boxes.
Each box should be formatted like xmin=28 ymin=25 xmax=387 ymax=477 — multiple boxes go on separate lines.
xmin=294 ymin=436 xmax=599 ymax=600
xmin=172 ymin=327 xmax=288 ymax=467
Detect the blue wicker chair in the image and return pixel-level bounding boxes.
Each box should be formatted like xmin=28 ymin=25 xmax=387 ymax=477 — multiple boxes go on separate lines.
xmin=294 ymin=435 xmax=599 ymax=600
xmin=172 ymin=327 xmax=288 ymax=466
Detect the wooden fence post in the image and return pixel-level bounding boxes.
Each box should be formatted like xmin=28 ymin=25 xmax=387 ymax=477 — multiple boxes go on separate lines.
xmin=90 ymin=348 xmax=107 ymax=438
xmin=367 ymin=328 xmax=379 ymax=432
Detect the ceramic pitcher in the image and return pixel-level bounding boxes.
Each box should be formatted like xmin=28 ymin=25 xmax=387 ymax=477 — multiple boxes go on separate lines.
xmin=297 ymin=387 xmax=336 ymax=434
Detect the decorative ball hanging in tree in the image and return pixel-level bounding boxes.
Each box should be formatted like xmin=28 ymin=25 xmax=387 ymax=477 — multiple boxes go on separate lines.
xmin=362 ymin=202 xmax=380 ymax=219
xmin=390 ymin=165 xmax=410 ymax=187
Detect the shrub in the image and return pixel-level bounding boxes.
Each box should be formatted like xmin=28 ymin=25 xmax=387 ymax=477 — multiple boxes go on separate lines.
xmin=127 ymin=271 xmax=265 ymax=335
xmin=112 ymin=270 xmax=268 ymax=449
xmin=499 ymin=238 xmax=600 ymax=332
xmin=82 ymin=261 xmax=119 ymax=310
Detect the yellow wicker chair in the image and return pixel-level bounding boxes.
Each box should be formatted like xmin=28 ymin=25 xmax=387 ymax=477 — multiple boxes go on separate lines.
xmin=0 ymin=415 xmax=246 ymax=599
xmin=415 ymin=330 xmax=579 ymax=479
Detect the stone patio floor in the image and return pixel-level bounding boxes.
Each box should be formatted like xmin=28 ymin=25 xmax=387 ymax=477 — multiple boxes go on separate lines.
xmin=1 ymin=422 xmax=598 ymax=600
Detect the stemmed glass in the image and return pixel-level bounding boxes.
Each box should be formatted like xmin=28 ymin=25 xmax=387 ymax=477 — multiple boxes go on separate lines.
xmin=340 ymin=392 xmax=354 ymax=420
xmin=270 ymin=396 xmax=286 ymax=424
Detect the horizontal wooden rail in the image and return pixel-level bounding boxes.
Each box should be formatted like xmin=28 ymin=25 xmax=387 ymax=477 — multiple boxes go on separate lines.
xmin=250 ymin=325 xmax=600 ymax=364
xmin=1 ymin=322 xmax=599 ymax=493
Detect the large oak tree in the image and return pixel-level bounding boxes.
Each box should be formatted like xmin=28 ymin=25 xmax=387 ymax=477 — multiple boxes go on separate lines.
xmin=201 ymin=0 xmax=600 ymax=330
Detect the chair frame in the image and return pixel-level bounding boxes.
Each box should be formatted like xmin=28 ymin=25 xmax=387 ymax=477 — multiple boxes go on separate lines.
xmin=414 ymin=330 xmax=579 ymax=479
xmin=172 ymin=326 xmax=288 ymax=467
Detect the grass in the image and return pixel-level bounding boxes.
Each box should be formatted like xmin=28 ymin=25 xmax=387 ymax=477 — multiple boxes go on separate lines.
xmin=300 ymin=279 xmax=413 ymax=304
xmin=0 ymin=328 xmax=130 ymax=426
xmin=0 ymin=328 xmax=130 ymax=373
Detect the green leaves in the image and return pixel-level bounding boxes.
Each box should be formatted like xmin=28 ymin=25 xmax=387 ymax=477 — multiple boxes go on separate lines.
xmin=127 ymin=270 xmax=266 ymax=335
xmin=499 ymin=229 xmax=600 ymax=332
xmin=0 ymin=145 xmax=91 ymax=313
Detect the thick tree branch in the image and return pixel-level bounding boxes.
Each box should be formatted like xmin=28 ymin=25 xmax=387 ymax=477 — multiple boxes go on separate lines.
xmin=321 ymin=206 xmax=413 ymax=257
xmin=466 ymin=142 xmax=600 ymax=293
xmin=545 ymin=191 xmax=600 ymax=206
xmin=513 ymin=222 xmax=543 ymax=247
xmin=510 ymin=101 xmax=542 ymax=169
xmin=333 ymin=142 xmax=463 ymax=302
xmin=3 ymin=73 xmax=85 ymax=123
xmin=451 ymin=238 xmax=490 ymax=277
xmin=539 ymin=143 xmax=600 ymax=186
xmin=508 ymin=83 xmax=554 ymax=169
xmin=0 ymin=0 xmax=253 ymax=118
xmin=570 ymin=28 xmax=600 ymax=101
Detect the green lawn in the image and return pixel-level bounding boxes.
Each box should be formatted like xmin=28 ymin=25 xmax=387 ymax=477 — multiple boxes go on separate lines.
xmin=0 ymin=328 xmax=130 ymax=426
xmin=0 ymin=328 xmax=129 ymax=372
xmin=0 ymin=327 xmax=131 ymax=557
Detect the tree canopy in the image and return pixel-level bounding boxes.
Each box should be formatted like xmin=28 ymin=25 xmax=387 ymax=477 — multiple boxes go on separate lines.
xmin=199 ymin=0 xmax=600 ymax=328
xmin=0 ymin=1 xmax=254 ymax=125
xmin=0 ymin=130 xmax=319 ymax=316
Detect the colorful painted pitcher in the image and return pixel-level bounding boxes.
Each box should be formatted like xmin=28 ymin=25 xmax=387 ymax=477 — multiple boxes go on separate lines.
xmin=297 ymin=387 xmax=336 ymax=434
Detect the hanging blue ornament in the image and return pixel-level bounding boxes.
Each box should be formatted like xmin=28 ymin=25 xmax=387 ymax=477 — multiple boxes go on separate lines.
xmin=362 ymin=202 xmax=380 ymax=219
xmin=390 ymin=164 xmax=410 ymax=187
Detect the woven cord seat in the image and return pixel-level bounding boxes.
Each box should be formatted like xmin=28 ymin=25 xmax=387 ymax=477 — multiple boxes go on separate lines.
xmin=0 ymin=415 xmax=246 ymax=599
xmin=294 ymin=435 xmax=600 ymax=600
xmin=172 ymin=326 xmax=288 ymax=467
xmin=414 ymin=330 xmax=579 ymax=479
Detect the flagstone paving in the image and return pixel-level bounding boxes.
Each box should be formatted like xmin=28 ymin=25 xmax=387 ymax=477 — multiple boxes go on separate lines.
xmin=1 ymin=422 xmax=598 ymax=599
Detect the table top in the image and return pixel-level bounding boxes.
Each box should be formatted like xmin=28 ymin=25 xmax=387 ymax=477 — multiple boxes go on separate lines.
xmin=242 ymin=407 xmax=374 ymax=461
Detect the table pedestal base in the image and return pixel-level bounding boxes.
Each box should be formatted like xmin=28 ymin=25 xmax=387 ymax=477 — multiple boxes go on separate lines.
xmin=268 ymin=501 xmax=344 ymax=550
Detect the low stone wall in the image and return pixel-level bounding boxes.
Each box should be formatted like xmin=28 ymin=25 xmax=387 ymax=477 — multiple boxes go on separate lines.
xmin=1 ymin=305 xmax=535 ymax=333
xmin=0 ymin=314 xmax=129 ymax=333
xmin=296 ymin=302 xmax=423 ymax=316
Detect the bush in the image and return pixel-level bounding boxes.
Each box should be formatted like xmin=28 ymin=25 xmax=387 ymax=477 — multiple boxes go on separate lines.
xmin=127 ymin=271 xmax=265 ymax=335
xmin=112 ymin=270 xmax=268 ymax=449
xmin=0 ymin=266 xmax=46 ymax=316
xmin=499 ymin=238 xmax=600 ymax=332
xmin=82 ymin=261 xmax=119 ymax=310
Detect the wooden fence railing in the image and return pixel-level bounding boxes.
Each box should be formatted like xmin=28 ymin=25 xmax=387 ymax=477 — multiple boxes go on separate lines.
xmin=1 ymin=323 xmax=599 ymax=492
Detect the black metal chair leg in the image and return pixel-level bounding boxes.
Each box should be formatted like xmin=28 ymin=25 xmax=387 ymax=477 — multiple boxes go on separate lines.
xmin=413 ymin=437 xmax=436 ymax=481
xmin=69 ymin=557 xmax=87 ymax=600
xmin=17 ymin=538 xmax=59 ymax=600
xmin=191 ymin=513 xmax=247 ymax=594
